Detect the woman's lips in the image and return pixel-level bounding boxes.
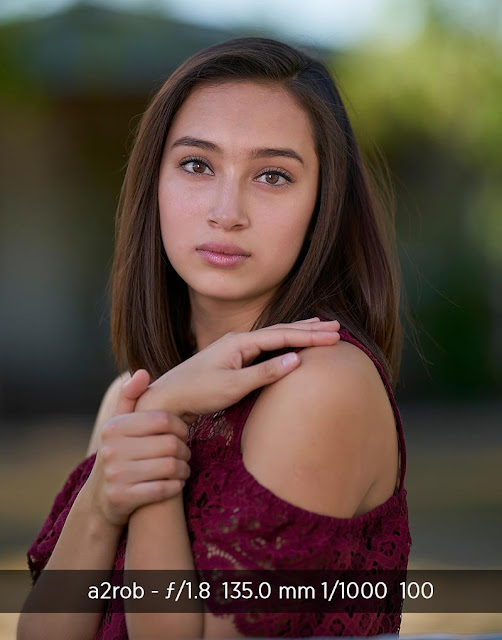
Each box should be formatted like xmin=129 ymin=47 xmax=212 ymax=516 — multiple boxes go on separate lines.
xmin=196 ymin=249 xmax=250 ymax=267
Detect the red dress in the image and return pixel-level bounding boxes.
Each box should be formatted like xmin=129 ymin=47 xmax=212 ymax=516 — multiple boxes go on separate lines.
xmin=27 ymin=327 xmax=411 ymax=638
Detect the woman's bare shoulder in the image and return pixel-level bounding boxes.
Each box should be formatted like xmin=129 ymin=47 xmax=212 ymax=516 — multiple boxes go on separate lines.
xmin=85 ymin=371 xmax=131 ymax=458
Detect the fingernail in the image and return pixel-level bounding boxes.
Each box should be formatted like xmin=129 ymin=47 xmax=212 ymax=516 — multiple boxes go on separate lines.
xmin=282 ymin=353 xmax=299 ymax=367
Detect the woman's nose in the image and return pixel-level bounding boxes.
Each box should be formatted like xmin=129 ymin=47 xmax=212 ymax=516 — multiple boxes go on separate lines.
xmin=207 ymin=179 xmax=249 ymax=230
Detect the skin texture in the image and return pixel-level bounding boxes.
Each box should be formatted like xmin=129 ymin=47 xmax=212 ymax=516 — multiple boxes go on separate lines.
xmin=158 ymin=79 xmax=320 ymax=352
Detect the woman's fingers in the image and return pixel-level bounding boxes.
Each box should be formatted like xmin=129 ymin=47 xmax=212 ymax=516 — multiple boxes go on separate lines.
xmin=103 ymin=410 xmax=189 ymax=442
xmin=128 ymin=433 xmax=192 ymax=462
xmin=268 ymin=320 xmax=340 ymax=333
xmin=238 ymin=350 xmax=301 ymax=390
xmin=238 ymin=320 xmax=340 ymax=365
xmin=272 ymin=318 xmax=339 ymax=329
xmin=262 ymin=323 xmax=340 ymax=347
xmin=126 ymin=479 xmax=187 ymax=507
xmin=125 ymin=457 xmax=191 ymax=484
xmin=114 ymin=369 xmax=151 ymax=416
xmin=238 ymin=324 xmax=339 ymax=360
xmin=237 ymin=327 xmax=340 ymax=391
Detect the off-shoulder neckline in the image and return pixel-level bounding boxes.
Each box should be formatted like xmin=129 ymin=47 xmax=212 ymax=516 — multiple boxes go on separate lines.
xmin=230 ymin=446 xmax=407 ymax=529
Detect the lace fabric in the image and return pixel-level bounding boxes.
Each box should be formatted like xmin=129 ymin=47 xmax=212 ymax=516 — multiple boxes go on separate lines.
xmin=26 ymin=327 xmax=412 ymax=638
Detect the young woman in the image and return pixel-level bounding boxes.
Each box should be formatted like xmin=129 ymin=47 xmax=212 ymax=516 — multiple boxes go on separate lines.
xmin=19 ymin=37 xmax=412 ymax=639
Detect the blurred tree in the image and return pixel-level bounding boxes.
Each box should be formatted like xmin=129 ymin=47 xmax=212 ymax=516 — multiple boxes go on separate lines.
xmin=332 ymin=1 xmax=502 ymax=398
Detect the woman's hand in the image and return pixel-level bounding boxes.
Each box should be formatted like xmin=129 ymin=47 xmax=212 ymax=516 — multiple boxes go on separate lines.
xmin=136 ymin=317 xmax=340 ymax=424
xmin=83 ymin=370 xmax=191 ymax=527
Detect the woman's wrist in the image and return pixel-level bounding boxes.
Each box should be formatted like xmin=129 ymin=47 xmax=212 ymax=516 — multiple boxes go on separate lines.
xmin=134 ymin=381 xmax=186 ymax=417
xmin=133 ymin=370 xmax=201 ymax=424
xmin=75 ymin=482 xmax=124 ymax=537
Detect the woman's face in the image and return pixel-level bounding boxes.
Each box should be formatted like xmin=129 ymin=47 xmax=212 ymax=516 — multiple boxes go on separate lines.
xmin=158 ymin=80 xmax=319 ymax=311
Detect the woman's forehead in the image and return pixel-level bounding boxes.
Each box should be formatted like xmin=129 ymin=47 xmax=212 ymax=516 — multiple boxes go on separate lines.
xmin=166 ymin=80 xmax=317 ymax=160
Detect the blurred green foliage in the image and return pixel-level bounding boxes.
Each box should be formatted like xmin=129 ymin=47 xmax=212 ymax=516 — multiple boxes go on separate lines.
xmin=337 ymin=6 xmax=502 ymax=264
xmin=332 ymin=4 xmax=502 ymax=397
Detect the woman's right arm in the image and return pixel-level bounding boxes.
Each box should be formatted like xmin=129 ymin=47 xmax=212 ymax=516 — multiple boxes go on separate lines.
xmin=17 ymin=373 xmax=129 ymax=640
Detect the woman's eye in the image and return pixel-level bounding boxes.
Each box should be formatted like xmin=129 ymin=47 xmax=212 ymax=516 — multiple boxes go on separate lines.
xmin=256 ymin=171 xmax=292 ymax=187
xmin=179 ymin=158 xmax=211 ymax=175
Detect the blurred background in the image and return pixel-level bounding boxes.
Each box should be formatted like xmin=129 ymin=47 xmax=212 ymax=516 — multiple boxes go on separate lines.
xmin=1 ymin=0 xmax=501 ymax=636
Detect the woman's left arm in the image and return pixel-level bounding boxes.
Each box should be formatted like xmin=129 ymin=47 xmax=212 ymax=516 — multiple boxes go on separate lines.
xmin=124 ymin=393 xmax=203 ymax=640
xmin=124 ymin=493 xmax=203 ymax=640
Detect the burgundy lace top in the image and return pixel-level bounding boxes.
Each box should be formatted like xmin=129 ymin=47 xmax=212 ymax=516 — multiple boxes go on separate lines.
xmin=27 ymin=327 xmax=412 ymax=638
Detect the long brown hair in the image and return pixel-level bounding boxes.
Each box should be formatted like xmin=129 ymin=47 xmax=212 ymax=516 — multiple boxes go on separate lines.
xmin=111 ymin=36 xmax=410 ymax=389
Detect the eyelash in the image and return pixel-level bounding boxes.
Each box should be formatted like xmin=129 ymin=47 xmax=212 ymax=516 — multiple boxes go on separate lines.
xmin=177 ymin=156 xmax=294 ymax=188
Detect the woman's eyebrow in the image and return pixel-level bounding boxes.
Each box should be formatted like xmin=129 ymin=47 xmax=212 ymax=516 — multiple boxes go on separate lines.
xmin=170 ymin=136 xmax=304 ymax=166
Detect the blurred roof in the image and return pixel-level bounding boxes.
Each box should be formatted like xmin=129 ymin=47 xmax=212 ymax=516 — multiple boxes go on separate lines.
xmin=0 ymin=1 xmax=334 ymax=97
